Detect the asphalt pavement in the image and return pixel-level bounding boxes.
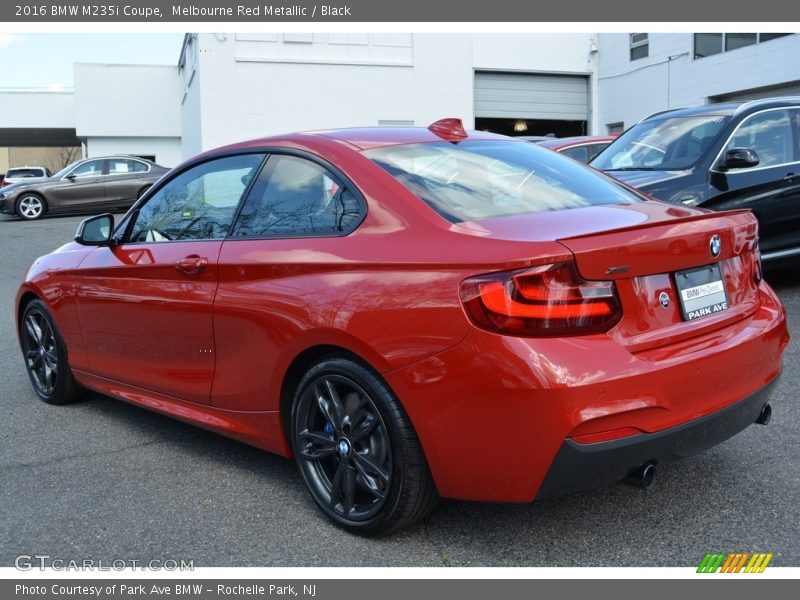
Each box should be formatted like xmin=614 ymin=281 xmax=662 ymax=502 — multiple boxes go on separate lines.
xmin=1 ymin=212 xmax=798 ymax=567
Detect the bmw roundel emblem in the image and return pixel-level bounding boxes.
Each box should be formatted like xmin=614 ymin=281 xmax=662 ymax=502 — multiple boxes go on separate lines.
xmin=658 ymin=292 xmax=670 ymax=309
xmin=338 ymin=439 xmax=351 ymax=456
xmin=709 ymin=235 xmax=722 ymax=258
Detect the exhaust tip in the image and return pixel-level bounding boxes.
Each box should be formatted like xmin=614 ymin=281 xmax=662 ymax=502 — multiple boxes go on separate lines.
xmin=622 ymin=462 xmax=657 ymax=491
xmin=756 ymin=403 xmax=772 ymax=425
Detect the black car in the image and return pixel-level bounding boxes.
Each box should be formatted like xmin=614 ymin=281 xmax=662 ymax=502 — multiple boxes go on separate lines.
xmin=0 ymin=156 xmax=169 ymax=221
xmin=591 ymin=97 xmax=800 ymax=262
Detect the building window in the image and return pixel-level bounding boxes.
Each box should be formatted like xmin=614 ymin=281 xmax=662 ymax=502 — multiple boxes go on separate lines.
xmin=630 ymin=33 xmax=649 ymax=61
xmin=694 ymin=33 xmax=723 ymax=58
xmin=607 ymin=122 xmax=624 ymax=135
xmin=759 ymin=33 xmax=792 ymax=42
xmin=695 ymin=33 xmax=792 ymax=59
xmin=725 ymin=33 xmax=757 ymax=51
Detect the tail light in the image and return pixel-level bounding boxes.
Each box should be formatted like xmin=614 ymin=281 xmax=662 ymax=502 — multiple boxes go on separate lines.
xmin=1 ymin=180 xmax=11 ymax=187
xmin=460 ymin=262 xmax=622 ymax=337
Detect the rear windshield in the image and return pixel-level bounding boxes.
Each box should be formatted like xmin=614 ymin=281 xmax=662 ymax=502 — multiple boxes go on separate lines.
xmin=365 ymin=140 xmax=642 ymax=223
xmin=591 ymin=115 xmax=729 ymax=171
xmin=6 ymin=168 xmax=46 ymax=178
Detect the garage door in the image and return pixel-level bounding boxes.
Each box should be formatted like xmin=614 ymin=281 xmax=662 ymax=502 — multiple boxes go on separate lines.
xmin=474 ymin=72 xmax=588 ymax=121
xmin=711 ymin=81 xmax=800 ymax=103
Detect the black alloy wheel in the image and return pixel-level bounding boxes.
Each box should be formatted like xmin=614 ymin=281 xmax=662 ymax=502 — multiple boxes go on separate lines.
xmin=291 ymin=357 xmax=437 ymax=536
xmin=20 ymin=300 xmax=79 ymax=404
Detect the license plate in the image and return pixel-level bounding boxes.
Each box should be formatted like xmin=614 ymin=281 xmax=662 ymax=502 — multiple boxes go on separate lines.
xmin=674 ymin=264 xmax=729 ymax=321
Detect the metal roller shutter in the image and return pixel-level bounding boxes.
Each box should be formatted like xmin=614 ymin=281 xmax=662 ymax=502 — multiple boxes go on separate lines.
xmin=474 ymin=72 xmax=588 ymax=121
xmin=711 ymin=81 xmax=800 ymax=103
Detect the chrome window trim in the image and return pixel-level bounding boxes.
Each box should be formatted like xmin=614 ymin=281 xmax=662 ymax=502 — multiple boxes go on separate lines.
xmin=709 ymin=105 xmax=800 ymax=174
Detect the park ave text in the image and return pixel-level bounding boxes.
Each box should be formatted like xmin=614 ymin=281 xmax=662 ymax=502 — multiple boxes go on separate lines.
xmin=16 ymin=584 xmax=317 ymax=597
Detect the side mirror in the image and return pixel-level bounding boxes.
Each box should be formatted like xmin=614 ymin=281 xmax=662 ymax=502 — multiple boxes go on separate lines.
xmin=719 ymin=148 xmax=759 ymax=171
xmin=65 ymin=174 xmax=77 ymax=181
xmin=75 ymin=214 xmax=115 ymax=246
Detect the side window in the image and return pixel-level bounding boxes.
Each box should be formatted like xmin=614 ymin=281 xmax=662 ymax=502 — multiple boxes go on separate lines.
xmin=726 ymin=109 xmax=795 ymax=169
xmin=128 ymin=154 xmax=265 ymax=243
xmin=231 ymin=155 xmax=363 ymax=238
xmin=129 ymin=160 xmax=150 ymax=173
xmin=71 ymin=160 xmax=104 ymax=178
xmin=108 ymin=159 xmax=135 ymax=175
xmin=588 ymin=143 xmax=609 ymax=162
xmin=561 ymin=146 xmax=589 ymax=163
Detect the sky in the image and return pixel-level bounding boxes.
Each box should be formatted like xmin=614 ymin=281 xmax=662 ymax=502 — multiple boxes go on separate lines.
xmin=0 ymin=33 xmax=185 ymax=90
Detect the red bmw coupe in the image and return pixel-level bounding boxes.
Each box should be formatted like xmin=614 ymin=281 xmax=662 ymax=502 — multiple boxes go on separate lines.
xmin=16 ymin=119 xmax=788 ymax=535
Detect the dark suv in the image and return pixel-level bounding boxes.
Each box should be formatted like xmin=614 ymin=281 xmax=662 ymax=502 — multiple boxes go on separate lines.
xmin=591 ymin=97 xmax=800 ymax=262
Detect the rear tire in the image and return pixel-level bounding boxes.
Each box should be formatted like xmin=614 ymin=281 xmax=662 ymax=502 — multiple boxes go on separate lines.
xmin=16 ymin=193 xmax=46 ymax=220
xmin=291 ymin=356 xmax=438 ymax=536
xmin=20 ymin=299 xmax=80 ymax=405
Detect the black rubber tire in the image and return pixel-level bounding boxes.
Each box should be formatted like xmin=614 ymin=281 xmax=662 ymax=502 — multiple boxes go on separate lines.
xmin=20 ymin=299 xmax=80 ymax=405
xmin=16 ymin=193 xmax=47 ymax=221
xmin=291 ymin=356 xmax=438 ymax=536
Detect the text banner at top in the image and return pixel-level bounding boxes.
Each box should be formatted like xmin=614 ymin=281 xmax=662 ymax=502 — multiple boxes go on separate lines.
xmin=3 ymin=0 xmax=800 ymax=22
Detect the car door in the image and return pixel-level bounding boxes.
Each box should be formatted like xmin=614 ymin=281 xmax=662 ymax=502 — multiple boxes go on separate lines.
xmin=104 ymin=158 xmax=151 ymax=208
xmin=55 ymin=158 xmax=107 ymax=210
xmin=211 ymin=153 xmax=365 ymax=411
xmin=705 ymin=107 xmax=800 ymax=257
xmin=74 ymin=153 xmax=266 ymax=404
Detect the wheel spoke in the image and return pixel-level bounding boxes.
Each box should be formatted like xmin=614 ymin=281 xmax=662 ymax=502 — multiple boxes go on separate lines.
xmin=25 ymin=316 xmax=42 ymax=345
xmin=315 ymin=383 xmax=341 ymax=431
xmin=324 ymin=379 xmax=346 ymax=427
xmin=297 ymin=429 xmax=336 ymax=460
xmin=350 ymin=412 xmax=379 ymax=442
xmin=329 ymin=462 xmax=344 ymax=508
xmin=43 ymin=350 xmax=58 ymax=371
xmin=340 ymin=464 xmax=356 ymax=514
xmin=353 ymin=451 xmax=390 ymax=485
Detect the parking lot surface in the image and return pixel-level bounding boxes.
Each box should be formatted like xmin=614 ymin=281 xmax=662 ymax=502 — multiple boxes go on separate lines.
xmin=1 ymin=213 xmax=798 ymax=567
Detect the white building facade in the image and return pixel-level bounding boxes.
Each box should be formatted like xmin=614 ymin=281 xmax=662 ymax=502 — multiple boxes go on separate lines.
xmin=177 ymin=32 xmax=598 ymax=157
xmin=1 ymin=32 xmax=799 ymax=169
xmin=596 ymin=32 xmax=800 ymax=134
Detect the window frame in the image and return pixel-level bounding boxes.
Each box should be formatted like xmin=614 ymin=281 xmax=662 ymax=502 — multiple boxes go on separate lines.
xmin=710 ymin=106 xmax=800 ymax=174
xmin=227 ymin=150 xmax=368 ymax=241
xmin=629 ymin=33 xmax=649 ymax=61
xmin=118 ymin=151 xmax=268 ymax=245
xmin=116 ymin=148 xmax=368 ymax=245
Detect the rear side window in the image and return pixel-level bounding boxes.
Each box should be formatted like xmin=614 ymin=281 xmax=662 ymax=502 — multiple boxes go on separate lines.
xmin=365 ymin=140 xmax=642 ymax=223
xmin=231 ymin=154 xmax=363 ymax=238
xmin=560 ymin=145 xmax=590 ymax=163
xmin=109 ymin=159 xmax=150 ymax=174
xmin=7 ymin=168 xmax=46 ymax=178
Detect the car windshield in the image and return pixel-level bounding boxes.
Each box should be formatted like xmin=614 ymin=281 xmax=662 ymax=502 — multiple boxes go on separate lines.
xmin=52 ymin=160 xmax=83 ymax=179
xmin=591 ymin=115 xmax=729 ymax=171
xmin=365 ymin=140 xmax=642 ymax=223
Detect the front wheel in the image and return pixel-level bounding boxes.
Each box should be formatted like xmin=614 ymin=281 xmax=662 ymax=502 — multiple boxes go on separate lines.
xmin=291 ymin=357 xmax=437 ymax=536
xmin=17 ymin=194 xmax=47 ymax=220
xmin=20 ymin=299 xmax=79 ymax=404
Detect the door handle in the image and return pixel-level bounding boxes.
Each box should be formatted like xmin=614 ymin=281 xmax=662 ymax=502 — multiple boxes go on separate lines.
xmin=175 ymin=255 xmax=208 ymax=275
xmin=784 ymin=172 xmax=798 ymax=181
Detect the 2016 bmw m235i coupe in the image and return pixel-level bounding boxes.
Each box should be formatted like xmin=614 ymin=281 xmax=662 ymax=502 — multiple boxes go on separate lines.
xmin=16 ymin=119 xmax=788 ymax=535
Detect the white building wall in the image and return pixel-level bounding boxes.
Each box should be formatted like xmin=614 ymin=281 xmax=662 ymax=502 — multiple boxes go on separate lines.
xmin=85 ymin=136 xmax=183 ymax=167
xmin=0 ymin=91 xmax=74 ymax=128
xmin=186 ymin=33 xmax=596 ymax=153
xmin=179 ymin=34 xmax=203 ymax=158
xmin=596 ymin=33 xmax=800 ymax=132
xmin=74 ymin=63 xmax=181 ymax=137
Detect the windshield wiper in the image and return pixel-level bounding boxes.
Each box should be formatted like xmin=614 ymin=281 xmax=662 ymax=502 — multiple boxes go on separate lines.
xmin=602 ymin=167 xmax=659 ymax=172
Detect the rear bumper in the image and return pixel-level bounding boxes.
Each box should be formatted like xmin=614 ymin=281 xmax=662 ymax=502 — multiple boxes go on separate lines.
xmin=386 ymin=284 xmax=788 ymax=503
xmin=535 ymin=377 xmax=777 ymax=500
